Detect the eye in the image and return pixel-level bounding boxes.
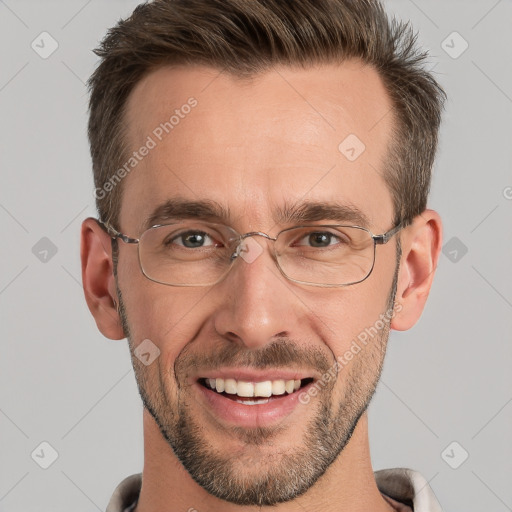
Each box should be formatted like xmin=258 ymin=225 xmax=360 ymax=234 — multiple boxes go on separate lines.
xmin=169 ymin=230 xmax=222 ymax=249
xmin=294 ymin=231 xmax=347 ymax=248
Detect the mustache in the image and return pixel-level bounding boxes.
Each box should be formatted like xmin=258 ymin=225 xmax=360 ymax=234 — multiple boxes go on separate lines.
xmin=175 ymin=338 xmax=333 ymax=378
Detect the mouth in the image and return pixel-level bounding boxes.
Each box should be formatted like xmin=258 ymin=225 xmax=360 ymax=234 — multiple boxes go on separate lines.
xmin=198 ymin=377 xmax=315 ymax=405
xmin=194 ymin=372 xmax=316 ymax=427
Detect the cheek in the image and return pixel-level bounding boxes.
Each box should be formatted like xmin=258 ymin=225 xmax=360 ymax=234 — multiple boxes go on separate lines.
xmin=118 ymin=265 xmax=210 ymax=369
xmin=302 ymin=282 xmax=390 ymax=358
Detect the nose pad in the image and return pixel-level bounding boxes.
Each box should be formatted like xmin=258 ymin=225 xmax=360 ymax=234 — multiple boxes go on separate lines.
xmin=230 ymin=232 xmax=275 ymax=264
xmin=222 ymin=235 xmax=281 ymax=287
xmin=233 ymin=237 xmax=265 ymax=264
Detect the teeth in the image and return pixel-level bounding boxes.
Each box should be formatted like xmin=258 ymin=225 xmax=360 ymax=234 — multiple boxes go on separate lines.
xmin=254 ymin=381 xmax=272 ymax=397
xmin=205 ymin=378 xmax=303 ymax=397
xmin=237 ymin=381 xmax=254 ymax=397
xmin=224 ymin=378 xmax=237 ymax=394
xmin=215 ymin=378 xmax=225 ymax=393
xmin=236 ymin=398 xmax=270 ymax=405
xmin=271 ymin=380 xmax=286 ymax=395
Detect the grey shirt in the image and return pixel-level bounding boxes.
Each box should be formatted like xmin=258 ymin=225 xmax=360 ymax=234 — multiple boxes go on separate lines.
xmin=106 ymin=468 xmax=443 ymax=512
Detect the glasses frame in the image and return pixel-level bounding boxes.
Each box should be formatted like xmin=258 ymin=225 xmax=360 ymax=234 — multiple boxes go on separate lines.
xmin=98 ymin=219 xmax=403 ymax=288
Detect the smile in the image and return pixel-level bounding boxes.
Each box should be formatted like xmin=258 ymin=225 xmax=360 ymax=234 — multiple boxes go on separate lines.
xmin=195 ymin=373 xmax=316 ymax=426
xmin=199 ymin=377 xmax=314 ymax=404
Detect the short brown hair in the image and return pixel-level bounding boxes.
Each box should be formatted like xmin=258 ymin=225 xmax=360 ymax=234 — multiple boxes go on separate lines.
xmin=88 ymin=0 xmax=446 ymax=228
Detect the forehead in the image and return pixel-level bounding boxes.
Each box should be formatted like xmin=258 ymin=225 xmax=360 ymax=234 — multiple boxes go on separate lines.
xmin=120 ymin=61 xmax=395 ymax=234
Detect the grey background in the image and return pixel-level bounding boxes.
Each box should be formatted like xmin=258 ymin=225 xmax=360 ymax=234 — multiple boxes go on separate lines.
xmin=0 ymin=1 xmax=511 ymax=511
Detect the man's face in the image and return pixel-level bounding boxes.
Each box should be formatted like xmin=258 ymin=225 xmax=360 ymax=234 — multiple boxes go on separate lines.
xmin=116 ymin=61 xmax=399 ymax=505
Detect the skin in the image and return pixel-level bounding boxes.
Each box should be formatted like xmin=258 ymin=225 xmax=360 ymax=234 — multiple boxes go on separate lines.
xmin=81 ymin=60 xmax=442 ymax=512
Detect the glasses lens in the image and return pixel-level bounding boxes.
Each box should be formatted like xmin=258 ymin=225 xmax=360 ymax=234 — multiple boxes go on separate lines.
xmin=138 ymin=222 xmax=237 ymax=286
xmin=275 ymin=225 xmax=375 ymax=286
xmin=137 ymin=223 xmax=375 ymax=287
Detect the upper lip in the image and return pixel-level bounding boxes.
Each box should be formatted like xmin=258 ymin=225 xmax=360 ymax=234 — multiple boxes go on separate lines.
xmin=192 ymin=368 xmax=317 ymax=383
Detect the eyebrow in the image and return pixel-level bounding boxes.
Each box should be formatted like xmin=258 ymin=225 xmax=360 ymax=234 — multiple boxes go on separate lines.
xmin=144 ymin=198 xmax=232 ymax=229
xmin=276 ymin=200 xmax=371 ymax=228
xmin=144 ymin=197 xmax=371 ymax=231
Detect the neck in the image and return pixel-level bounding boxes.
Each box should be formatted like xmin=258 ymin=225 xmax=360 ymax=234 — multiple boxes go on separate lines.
xmin=133 ymin=410 xmax=395 ymax=512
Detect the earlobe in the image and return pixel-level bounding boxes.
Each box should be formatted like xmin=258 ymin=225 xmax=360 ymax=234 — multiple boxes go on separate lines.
xmin=80 ymin=217 xmax=126 ymax=340
xmin=390 ymin=209 xmax=442 ymax=331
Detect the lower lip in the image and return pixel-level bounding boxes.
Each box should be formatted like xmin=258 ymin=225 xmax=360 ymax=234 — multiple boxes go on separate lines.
xmin=195 ymin=381 xmax=314 ymax=428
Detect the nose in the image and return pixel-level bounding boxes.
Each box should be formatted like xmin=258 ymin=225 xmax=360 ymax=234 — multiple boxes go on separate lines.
xmin=212 ymin=235 xmax=302 ymax=350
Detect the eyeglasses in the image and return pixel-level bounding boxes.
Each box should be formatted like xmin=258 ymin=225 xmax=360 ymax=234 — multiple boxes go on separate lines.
xmin=98 ymin=219 xmax=403 ymax=288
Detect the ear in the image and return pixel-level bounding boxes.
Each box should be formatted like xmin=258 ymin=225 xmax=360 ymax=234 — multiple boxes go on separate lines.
xmin=80 ymin=217 xmax=126 ymax=340
xmin=391 ymin=209 xmax=442 ymax=331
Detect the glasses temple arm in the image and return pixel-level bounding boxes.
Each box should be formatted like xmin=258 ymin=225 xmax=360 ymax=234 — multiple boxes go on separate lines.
xmin=373 ymin=222 xmax=403 ymax=245
xmin=97 ymin=219 xmax=139 ymax=244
